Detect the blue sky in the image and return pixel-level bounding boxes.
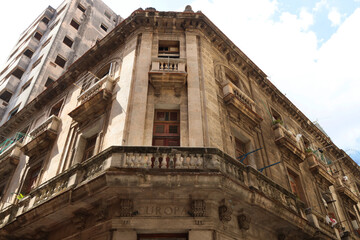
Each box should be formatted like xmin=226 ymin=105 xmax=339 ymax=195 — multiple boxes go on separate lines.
xmin=0 ymin=0 xmax=359 ymax=163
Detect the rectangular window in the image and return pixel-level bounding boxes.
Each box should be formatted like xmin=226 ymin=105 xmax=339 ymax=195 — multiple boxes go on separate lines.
xmin=104 ymin=11 xmax=111 ymax=19
xmin=34 ymin=32 xmax=42 ymax=41
xmin=8 ymin=106 xmax=19 ymax=120
xmin=158 ymin=40 xmax=180 ymax=58
xmin=21 ymin=78 xmax=32 ymax=92
xmin=235 ymin=138 xmax=246 ymax=161
xmin=50 ymin=20 xmax=59 ymax=31
xmin=271 ymin=107 xmax=282 ymax=123
xmin=55 ymin=55 xmax=66 ymax=68
xmin=11 ymin=68 xmax=24 ymax=79
xmin=100 ymin=24 xmax=108 ymax=32
xmin=45 ymin=77 xmax=54 ymax=87
xmin=153 ymin=110 xmax=180 ymax=146
xmin=41 ymin=17 xmax=50 ymax=25
xmin=23 ymin=49 xmax=34 ymax=58
xmin=42 ymin=36 xmax=52 ymax=48
xmin=82 ymin=135 xmax=97 ymax=161
xmin=70 ymin=19 xmax=80 ymax=30
xmin=0 ymin=90 xmax=13 ymax=103
xmin=22 ymin=162 xmax=42 ymax=194
xmin=32 ymin=56 xmax=43 ymax=69
xmin=63 ymin=36 xmax=74 ymax=48
xmin=49 ymin=99 xmax=64 ymax=117
xmin=77 ymin=4 xmax=86 ymax=13
xmin=288 ymin=170 xmax=305 ymax=202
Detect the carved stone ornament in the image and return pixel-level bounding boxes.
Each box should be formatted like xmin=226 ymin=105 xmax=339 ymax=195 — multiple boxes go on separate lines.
xmin=190 ymin=200 xmax=206 ymax=217
xmin=117 ymin=199 xmax=134 ymax=217
xmin=93 ymin=200 xmax=109 ymax=221
xmin=218 ymin=199 xmax=233 ymax=223
xmin=237 ymin=214 xmax=251 ymax=230
xmin=72 ymin=210 xmax=89 ymax=230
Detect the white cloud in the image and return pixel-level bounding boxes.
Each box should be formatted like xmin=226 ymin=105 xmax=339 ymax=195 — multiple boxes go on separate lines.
xmin=314 ymin=0 xmax=328 ymax=12
xmin=328 ymin=7 xmax=342 ymax=26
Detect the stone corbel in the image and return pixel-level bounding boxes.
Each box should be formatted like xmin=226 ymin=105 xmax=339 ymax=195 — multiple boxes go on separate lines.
xmin=237 ymin=214 xmax=251 ymax=230
xmin=218 ymin=199 xmax=233 ymax=223
xmin=93 ymin=200 xmax=109 ymax=221
xmin=72 ymin=210 xmax=89 ymax=230
xmin=188 ymin=199 xmax=206 ymax=225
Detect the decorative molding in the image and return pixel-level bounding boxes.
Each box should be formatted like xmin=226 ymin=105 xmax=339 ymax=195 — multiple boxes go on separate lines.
xmin=117 ymin=199 xmax=134 ymax=217
xmin=237 ymin=214 xmax=251 ymax=230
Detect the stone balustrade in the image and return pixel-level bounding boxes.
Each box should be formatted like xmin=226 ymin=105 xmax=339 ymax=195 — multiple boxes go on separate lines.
xmin=222 ymin=82 xmax=255 ymax=111
xmin=77 ymin=74 xmax=114 ymax=103
xmin=150 ymin=58 xmax=186 ymax=72
xmin=0 ymin=146 xmax=306 ymax=228
xmin=29 ymin=115 xmax=61 ymax=139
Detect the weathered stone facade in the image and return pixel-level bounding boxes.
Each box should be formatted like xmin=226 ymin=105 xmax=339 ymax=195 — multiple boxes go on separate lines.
xmin=0 ymin=5 xmax=359 ymax=240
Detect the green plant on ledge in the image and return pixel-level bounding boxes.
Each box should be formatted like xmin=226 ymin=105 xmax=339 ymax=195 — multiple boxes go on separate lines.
xmin=272 ymin=119 xmax=283 ymax=125
xmin=305 ymin=148 xmax=313 ymax=153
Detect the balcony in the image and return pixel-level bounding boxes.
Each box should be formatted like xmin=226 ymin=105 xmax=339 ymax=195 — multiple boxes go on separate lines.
xmin=0 ymin=146 xmax=322 ymax=239
xmin=222 ymin=82 xmax=263 ymax=126
xmin=0 ymin=75 xmax=21 ymax=93
xmin=272 ymin=123 xmax=305 ymax=163
xmin=21 ymin=115 xmax=61 ymax=157
xmin=0 ymin=134 xmax=23 ymax=176
xmin=149 ymin=58 xmax=187 ymax=97
xmin=68 ymin=74 xmax=115 ymax=124
xmin=336 ymin=180 xmax=358 ymax=206
xmin=307 ymin=152 xmax=335 ymax=186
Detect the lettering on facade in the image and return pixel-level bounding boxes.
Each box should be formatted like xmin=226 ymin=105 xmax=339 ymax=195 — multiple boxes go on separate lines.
xmin=137 ymin=205 xmax=188 ymax=216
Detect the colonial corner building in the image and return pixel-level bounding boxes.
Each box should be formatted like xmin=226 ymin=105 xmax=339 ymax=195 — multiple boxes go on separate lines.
xmin=0 ymin=1 xmax=359 ymax=240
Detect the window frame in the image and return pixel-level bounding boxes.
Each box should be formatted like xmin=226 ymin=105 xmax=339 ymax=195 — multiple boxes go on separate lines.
xmin=152 ymin=109 xmax=180 ymax=146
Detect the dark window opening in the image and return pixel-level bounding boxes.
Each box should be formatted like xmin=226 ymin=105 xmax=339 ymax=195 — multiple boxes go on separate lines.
xmin=288 ymin=170 xmax=306 ymax=202
xmin=22 ymin=162 xmax=42 ymax=194
xmin=8 ymin=107 xmax=19 ymax=120
xmin=0 ymin=91 xmax=13 ymax=103
xmin=70 ymin=19 xmax=80 ymax=30
xmin=95 ymin=63 xmax=111 ymax=79
xmin=63 ymin=36 xmax=73 ymax=48
xmin=271 ymin=107 xmax=282 ymax=123
xmin=23 ymin=49 xmax=34 ymax=58
xmin=34 ymin=32 xmax=42 ymax=41
xmin=158 ymin=40 xmax=180 ymax=58
xmin=77 ymin=4 xmax=86 ymax=13
xmin=100 ymin=24 xmax=108 ymax=32
xmin=153 ymin=110 xmax=180 ymax=146
xmin=82 ymin=135 xmax=97 ymax=161
xmin=41 ymin=17 xmax=50 ymax=24
xmin=21 ymin=79 xmax=32 ymax=92
xmin=32 ymin=56 xmax=43 ymax=69
xmin=45 ymin=77 xmax=55 ymax=87
xmin=55 ymin=55 xmax=66 ymax=68
xmin=49 ymin=99 xmax=63 ymax=117
xmin=235 ymin=138 xmax=246 ymax=162
xmin=11 ymin=68 xmax=24 ymax=79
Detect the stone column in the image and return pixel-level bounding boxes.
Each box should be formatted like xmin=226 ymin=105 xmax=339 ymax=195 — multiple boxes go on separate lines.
xmin=127 ymin=32 xmax=153 ymax=146
xmin=112 ymin=230 xmax=137 ymax=240
xmin=185 ymin=32 xmax=204 ymax=146
xmin=189 ymin=230 xmax=213 ymax=240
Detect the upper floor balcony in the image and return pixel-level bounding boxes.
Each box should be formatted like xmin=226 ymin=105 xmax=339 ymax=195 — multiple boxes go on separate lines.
xmin=306 ymin=152 xmax=335 ymax=186
xmin=68 ymin=73 xmax=115 ymax=124
xmin=149 ymin=58 xmax=187 ymax=97
xmin=335 ymin=178 xmax=359 ymax=206
xmin=21 ymin=115 xmax=61 ymax=157
xmin=0 ymin=133 xmax=24 ymax=176
xmin=222 ymin=82 xmax=262 ymax=126
xmin=272 ymin=123 xmax=305 ymax=163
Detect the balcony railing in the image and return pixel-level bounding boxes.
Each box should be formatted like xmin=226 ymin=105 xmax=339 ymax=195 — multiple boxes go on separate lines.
xmin=0 ymin=140 xmax=22 ymax=176
xmin=149 ymin=58 xmax=187 ymax=97
xmin=21 ymin=115 xmax=61 ymax=157
xmin=272 ymin=123 xmax=305 ymax=162
xmin=0 ymin=146 xmax=310 ymax=233
xmin=222 ymin=82 xmax=262 ymax=126
xmin=306 ymin=152 xmax=335 ymax=185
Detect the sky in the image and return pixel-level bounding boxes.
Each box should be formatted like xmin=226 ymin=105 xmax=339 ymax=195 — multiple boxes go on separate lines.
xmin=0 ymin=0 xmax=359 ymax=162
